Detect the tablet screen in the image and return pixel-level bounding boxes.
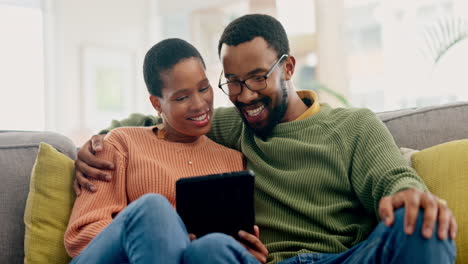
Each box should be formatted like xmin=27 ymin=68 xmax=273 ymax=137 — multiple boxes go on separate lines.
xmin=176 ymin=170 xmax=255 ymax=238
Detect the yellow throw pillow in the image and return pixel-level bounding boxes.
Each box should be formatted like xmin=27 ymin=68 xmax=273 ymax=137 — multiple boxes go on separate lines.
xmin=24 ymin=142 xmax=76 ymax=264
xmin=412 ymin=139 xmax=468 ymax=264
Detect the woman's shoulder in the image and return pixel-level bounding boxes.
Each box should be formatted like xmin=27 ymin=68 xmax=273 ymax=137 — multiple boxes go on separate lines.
xmin=104 ymin=127 xmax=156 ymax=152
xmin=106 ymin=127 xmax=154 ymax=141
xmin=202 ymin=136 xmax=244 ymax=170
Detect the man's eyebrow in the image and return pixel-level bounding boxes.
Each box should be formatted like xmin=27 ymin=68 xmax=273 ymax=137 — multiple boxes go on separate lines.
xmin=246 ymin=68 xmax=266 ymax=76
xmin=224 ymin=73 xmax=236 ymax=78
xmin=224 ymin=68 xmax=267 ymax=79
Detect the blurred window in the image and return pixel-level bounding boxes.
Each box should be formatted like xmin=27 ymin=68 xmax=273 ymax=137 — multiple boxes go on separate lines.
xmin=345 ymin=0 xmax=467 ymax=111
xmin=0 ymin=1 xmax=45 ymax=130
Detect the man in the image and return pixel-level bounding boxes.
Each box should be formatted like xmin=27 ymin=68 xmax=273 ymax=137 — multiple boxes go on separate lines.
xmin=75 ymin=14 xmax=456 ymax=263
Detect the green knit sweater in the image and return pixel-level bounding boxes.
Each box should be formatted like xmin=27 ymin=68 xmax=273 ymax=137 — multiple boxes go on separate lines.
xmin=100 ymin=102 xmax=427 ymax=263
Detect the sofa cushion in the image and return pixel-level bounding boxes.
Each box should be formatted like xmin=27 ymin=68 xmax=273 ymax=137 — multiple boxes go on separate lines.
xmin=0 ymin=131 xmax=76 ymax=264
xmin=24 ymin=143 xmax=75 ymax=263
xmin=411 ymin=139 xmax=468 ymax=264
xmin=378 ymin=102 xmax=468 ymax=150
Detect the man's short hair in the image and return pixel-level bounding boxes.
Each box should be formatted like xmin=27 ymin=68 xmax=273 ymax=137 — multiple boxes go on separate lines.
xmin=218 ymin=14 xmax=290 ymax=59
xmin=143 ymin=38 xmax=206 ymax=97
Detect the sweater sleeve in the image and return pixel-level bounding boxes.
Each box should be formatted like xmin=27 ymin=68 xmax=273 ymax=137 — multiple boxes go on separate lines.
xmin=99 ymin=113 xmax=161 ymax=134
xmin=99 ymin=109 xmax=241 ymax=149
xmin=349 ymin=109 xmax=428 ymax=218
xmin=206 ymin=107 xmax=243 ymax=150
xmin=64 ymin=137 xmax=128 ymax=257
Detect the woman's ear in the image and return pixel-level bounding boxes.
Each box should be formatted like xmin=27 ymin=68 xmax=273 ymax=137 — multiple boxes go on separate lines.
xmin=149 ymin=95 xmax=162 ymax=115
xmin=284 ymin=55 xmax=296 ymax=81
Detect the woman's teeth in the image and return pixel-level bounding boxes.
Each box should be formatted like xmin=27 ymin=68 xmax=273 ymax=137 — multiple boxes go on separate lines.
xmin=190 ymin=113 xmax=207 ymax=121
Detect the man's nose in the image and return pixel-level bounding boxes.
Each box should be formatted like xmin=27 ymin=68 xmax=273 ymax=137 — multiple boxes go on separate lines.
xmin=236 ymin=84 xmax=259 ymax=104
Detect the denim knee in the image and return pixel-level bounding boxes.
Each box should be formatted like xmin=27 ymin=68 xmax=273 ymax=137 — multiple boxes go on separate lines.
xmin=130 ymin=193 xmax=171 ymax=211
xmin=391 ymin=207 xmax=442 ymax=239
xmin=183 ymin=233 xmax=254 ymax=264
xmin=189 ymin=233 xmax=238 ymax=252
xmin=387 ymin=207 xmax=456 ymax=262
xmin=122 ymin=193 xmax=174 ymax=223
xmin=392 ymin=208 xmax=410 ymax=229
xmin=392 ymin=207 xmax=435 ymax=235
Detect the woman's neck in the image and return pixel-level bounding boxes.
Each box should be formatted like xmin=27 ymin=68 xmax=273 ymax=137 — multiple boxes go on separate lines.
xmin=157 ymin=125 xmax=200 ymax=143
xmin=165 ymin=133 xmax=200 ymax=143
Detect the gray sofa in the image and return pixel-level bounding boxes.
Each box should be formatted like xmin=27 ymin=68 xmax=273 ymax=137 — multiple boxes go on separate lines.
xmin=1 ymin=102 xmax=467 ymax=263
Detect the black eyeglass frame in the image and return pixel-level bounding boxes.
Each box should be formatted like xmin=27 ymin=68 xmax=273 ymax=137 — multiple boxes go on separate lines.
xmin=217 ymin=54 xmax=289 ymax=96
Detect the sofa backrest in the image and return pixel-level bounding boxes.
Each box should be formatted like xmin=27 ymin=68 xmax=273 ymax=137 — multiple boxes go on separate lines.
xmin=0 ymin=131 xmax=76 ymax=264
xmin=0 ymin=102 xmax=466 ymax=263
xmin=378 ymin=102 xmax=468 ymax=150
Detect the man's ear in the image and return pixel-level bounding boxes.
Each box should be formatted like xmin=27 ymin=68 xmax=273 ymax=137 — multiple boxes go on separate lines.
xmin=284 ymin=55 xmax=296 ymax=81
xmin=149 ymin=95 xmax=162 ymax=114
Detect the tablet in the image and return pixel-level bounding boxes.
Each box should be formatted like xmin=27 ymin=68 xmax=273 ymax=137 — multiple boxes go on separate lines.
xmin=176 ymin=170 xmax=255 ymax=239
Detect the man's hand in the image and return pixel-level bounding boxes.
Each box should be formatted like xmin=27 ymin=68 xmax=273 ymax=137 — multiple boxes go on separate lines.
xmin=188 ymin=233 xmax=197 ymax=241
xmin=379 ymin=188 xmax=457 ymax=240
xmin=238 ymin=225 xmax=268 ymax=264
xmin=74 ymin=134 xmax=114 ymax=196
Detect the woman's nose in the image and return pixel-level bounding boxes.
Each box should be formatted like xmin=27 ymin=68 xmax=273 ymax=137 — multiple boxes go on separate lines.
xmin=191 ymin=93 xmax=207 ymax=110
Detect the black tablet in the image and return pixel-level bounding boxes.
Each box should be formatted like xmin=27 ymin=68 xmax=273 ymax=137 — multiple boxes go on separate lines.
xmin=176 ymin=170 xmax=255 ymax=239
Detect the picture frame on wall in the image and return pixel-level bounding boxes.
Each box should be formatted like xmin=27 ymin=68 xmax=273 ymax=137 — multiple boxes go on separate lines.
xmin=81 ymin=46 xmax=136 ymax=133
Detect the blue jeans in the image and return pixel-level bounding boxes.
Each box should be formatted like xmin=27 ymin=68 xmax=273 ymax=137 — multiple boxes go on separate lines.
xmin=278 ymin=208 xmax=456 ymax=264
xmin=70 ymin=193 xmax=259 ymax=264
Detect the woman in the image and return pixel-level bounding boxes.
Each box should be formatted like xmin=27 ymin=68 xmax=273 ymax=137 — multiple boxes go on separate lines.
xmin=64 ymin=39 xmax=264 ymax=264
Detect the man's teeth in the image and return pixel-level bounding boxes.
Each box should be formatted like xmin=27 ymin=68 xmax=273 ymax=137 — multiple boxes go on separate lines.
xmin=245 ymin=105 xmax=265 ymax=117
xmin=190 ymin=114 xmax=207 ymax=121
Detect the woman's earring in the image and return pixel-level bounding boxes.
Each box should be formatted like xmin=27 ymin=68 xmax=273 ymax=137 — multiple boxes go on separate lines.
xmin=155 ymin=112 xmax=166 ymax=139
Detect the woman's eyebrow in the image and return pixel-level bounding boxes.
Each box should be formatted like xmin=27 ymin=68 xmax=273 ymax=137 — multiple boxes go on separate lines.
xmin=170 ymin=89 xmax=190 ymax=97
xmin=197 ymin=78 xmax=209 ymax=86
xmin=170 ymin=79 xmax=209 ymax=97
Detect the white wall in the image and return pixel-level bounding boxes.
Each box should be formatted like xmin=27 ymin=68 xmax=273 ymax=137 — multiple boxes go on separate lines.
xmin=314 ymin=0 xmax=350 ymax=107
xmin=159 ymin=0 xmax=232 ymax=13
xmin=49 ymin=0 xmax=155 ymax=145
xmin=0 ymin=4 xmax=45 ymax=131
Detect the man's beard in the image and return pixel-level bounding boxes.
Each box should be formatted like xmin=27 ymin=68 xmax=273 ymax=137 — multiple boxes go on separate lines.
xmin=235 ymin=79 xmax=288 ymax=139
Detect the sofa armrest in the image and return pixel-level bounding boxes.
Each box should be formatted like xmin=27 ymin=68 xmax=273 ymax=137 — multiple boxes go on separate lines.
xmin=0 ymin=131 xmax=76 ymax=264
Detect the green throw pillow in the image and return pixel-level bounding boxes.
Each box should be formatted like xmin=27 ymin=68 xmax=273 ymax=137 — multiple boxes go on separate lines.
xmin=24 ymin=142 xmax=76 ymax=264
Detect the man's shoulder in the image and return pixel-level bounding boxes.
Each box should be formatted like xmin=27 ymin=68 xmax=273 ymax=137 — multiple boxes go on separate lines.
xmin=317 ymin=105 xmax=376 ymax=126
xmin=213 ymin=106 xmax=239 ymax=119
xmin=212 ymin=107 xmax=244 ymax=133
xmin=99 ymin=113 xmax=159 ymax=134
xmin=328 ymin=105 xmax=375 ymax=118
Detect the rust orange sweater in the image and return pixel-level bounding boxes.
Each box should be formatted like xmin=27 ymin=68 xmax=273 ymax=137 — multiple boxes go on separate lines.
xmin=64 ymin=126 xmax=244 ymax=257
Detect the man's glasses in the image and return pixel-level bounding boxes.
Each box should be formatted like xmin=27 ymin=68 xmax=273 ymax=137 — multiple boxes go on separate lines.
xmin=218 ymin=54 xmax=289 ymax=96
